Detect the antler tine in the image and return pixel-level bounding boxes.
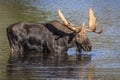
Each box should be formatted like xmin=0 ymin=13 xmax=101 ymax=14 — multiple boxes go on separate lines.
xmin=58 ymin=9 xmax=77 ymax=31
xmin=86 ymin=8 xmax=104 ymax=34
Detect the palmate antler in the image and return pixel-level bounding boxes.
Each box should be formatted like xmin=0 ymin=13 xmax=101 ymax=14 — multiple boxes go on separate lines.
xmin=86 ymin=8 xmax=104 ymax=34
xmin=58 ymin=9 xmax=78 ymax=32
xmin=58 ymin=8 xmax=104 ymax=34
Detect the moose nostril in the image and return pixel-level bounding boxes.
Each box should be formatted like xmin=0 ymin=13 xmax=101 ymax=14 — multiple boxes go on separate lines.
xmin=89 ymin=45 xmax=92 ymax=51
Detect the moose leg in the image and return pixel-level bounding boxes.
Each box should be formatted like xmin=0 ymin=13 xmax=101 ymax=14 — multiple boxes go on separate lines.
xmin=9 ymin=44 xmax=23 ymax=63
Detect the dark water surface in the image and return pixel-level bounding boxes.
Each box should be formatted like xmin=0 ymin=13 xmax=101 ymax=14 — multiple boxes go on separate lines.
xmin=0 ymin=0 xmax=120 ymax=80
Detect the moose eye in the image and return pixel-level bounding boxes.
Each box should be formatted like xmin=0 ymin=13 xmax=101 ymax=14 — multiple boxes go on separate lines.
xmin=82 ymin=44 xmax=85 ymax=49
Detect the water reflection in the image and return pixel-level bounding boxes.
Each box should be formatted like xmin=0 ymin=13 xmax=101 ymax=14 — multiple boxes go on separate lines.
xmin=7 ymin=52 xmax=93 ymax=80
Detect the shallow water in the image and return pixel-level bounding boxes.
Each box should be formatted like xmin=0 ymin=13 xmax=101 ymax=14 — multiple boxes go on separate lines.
xmin=0 ymin=0 xmax=120 ymax=80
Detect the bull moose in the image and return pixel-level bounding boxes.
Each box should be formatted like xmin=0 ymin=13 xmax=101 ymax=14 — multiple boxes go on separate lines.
xmin=7 ymin=8 xmax=104 ymax=61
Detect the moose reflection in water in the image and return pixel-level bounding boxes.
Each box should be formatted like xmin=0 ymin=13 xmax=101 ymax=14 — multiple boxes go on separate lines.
xmin=7 ymin=52 xmax=93 ymax=80
xmin=6 ymin=8 xmax=103 ymax=62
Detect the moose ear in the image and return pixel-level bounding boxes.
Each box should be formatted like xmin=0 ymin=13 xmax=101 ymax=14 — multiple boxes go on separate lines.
xmin=77 ymin=22 xmax=86 ymax=33
xmin=81 ymin=23 xmax=86 ymax=31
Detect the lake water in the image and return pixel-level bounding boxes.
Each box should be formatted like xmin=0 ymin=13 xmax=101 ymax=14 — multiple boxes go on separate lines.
xmin=0 ymin=0 xmax=120 ymax=80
